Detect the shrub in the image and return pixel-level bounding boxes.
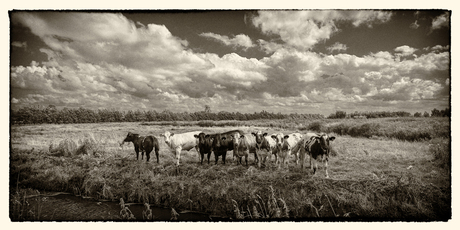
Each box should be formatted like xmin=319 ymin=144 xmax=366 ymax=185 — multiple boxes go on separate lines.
xmin=49 ymin=139 xmax=78 ymax=157
xmin=76 ymin=137 xmax=101 ymax=156
xmin=348 ymin=123 xmax=380 ymax=138
xmin=308 ymin=121 xmax=325 ymax=133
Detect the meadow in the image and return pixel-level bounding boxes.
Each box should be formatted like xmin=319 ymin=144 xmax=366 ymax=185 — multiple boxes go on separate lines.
xmin=9 ymin=117 xmax=451 ymax=221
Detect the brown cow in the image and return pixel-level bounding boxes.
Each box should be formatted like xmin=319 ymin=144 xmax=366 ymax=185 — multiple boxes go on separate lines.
xmin=194 ymin=132 xmax=213 ymax=164
xmin=120 ymin=132 xmax=160 ymax=163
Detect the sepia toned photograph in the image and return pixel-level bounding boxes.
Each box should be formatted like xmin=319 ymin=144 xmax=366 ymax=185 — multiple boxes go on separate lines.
xmin=9 ymin=9 xmax=451 ymax=222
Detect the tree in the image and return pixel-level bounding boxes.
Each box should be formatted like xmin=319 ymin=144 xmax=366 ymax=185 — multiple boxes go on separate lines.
xmin=204 ymin=105 xmax=211 ymax=113
xmin=423 ymin=111 xmax=430 ymax=117
xmin=431 ymin=108 xmax=441 ymax=117
xmin=414 ymin=112 xmax=422 ymax=117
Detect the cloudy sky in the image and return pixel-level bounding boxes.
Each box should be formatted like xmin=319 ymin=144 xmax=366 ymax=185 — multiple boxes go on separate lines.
xmin=9 ymin=10 xmax=450 ymax=115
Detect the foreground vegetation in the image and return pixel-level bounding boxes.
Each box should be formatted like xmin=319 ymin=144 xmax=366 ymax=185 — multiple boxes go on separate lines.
xmin=10 ymin=118 xmax=451 ymax=221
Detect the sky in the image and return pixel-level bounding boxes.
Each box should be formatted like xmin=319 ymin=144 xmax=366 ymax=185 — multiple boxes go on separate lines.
xmin=9 ymin=10 xmax=451 ymax=116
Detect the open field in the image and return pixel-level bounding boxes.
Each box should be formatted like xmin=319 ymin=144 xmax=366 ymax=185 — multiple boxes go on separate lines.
xmin=10 ymin=118 xmax=451 ymax=221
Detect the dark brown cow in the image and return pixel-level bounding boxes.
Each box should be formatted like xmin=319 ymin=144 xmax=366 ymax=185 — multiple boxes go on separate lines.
xmin=120 ymin=132 xmax=160 ymax=163
xmin=210 ymin=130 xmax=244 ymax=165
xmin=194 ymin=132 xmax=213 ymax=164
xmin=300 ymin=133 xmax=335 ymax=178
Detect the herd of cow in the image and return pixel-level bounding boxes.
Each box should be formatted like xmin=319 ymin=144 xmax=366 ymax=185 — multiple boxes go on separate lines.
xmin=120 ymin=129 xmax=335 ymax=178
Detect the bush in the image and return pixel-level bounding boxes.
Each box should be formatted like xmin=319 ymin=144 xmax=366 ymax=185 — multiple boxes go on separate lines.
xmin=308 ymin=121 xmax=325 ymax=133
xmin=49 ymin=139 xmax=78 ymax=157
xmin=348 ymin=123 xmax=380 ymax=138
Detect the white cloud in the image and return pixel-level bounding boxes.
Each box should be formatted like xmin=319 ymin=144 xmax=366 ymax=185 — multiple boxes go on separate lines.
xmin=431 ymin=12 xmax=450 ymax=30
xmin=252 ymin=10 xmax=392 ymax=50
xmin=431 ymin=45 xmax=449 ymax=52
xmin=12 ymin=41 xmax=27 ymax=49
xmin=200 ymin=32 xmax=254 ymax=49
xmin=394 ymin=45 xmax=417 ymax=57
xmin=326 ymin=42 xmax=348 ymax=53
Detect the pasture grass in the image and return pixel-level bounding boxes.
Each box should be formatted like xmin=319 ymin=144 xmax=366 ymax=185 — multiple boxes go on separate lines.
xmin=10 ymin=120 xmax=451 ymax=220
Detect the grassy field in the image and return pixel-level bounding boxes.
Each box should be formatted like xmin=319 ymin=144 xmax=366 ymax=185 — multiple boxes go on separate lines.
xmin=9 ymin=118 xmax=451 ymax=221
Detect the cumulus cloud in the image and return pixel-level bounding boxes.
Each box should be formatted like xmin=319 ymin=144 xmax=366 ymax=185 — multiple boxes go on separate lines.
xmin=394 ymin=45 xmax=418 ymax=57
xmin=431 ymin=12 xmax=450 ymax=30
xmin=252 ymin=10 xmax=392 ymax=50
xmin=326 ymin=42 xmax=348 ymax=53
xmin=199 ymin=32 xmax=254 ymax=49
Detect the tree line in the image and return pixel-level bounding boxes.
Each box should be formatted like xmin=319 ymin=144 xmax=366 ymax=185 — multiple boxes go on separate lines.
xmin=10 ymin=105 xmax=450 ymax=125
xmin=327 ymin=108 xmax=450 ymax=119
xmin=10 ymin=106 xmax=325 ymax=125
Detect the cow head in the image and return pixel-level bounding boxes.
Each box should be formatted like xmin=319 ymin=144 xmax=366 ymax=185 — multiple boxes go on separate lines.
xmin=316 ymin=133 xmax=335 ymax=154
xmin=160 ymin=131 xmax=174 ymax=145
xmin=231 ymin=132 xmax=242 ymax=149
xmin=212 ymin=133 xmax=222 ymax=148
xmin=252 ymin=131 xmax=268 ymax=145
xmin=121 ymin=132 xmax=139 ymax=146
xmin=271 ymin=133 xmax=284 ymax=151
xmin=194 ymin=132 xmax=207 ymax=145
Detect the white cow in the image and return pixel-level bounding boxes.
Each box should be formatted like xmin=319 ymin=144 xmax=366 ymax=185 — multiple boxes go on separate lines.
xmin=265 ymin=134 xmax=278 ymax=163
xmin=271 ymin=132 xmax=303 ymax=169
xmin=160 ymin=130 xmax=201 ymax=166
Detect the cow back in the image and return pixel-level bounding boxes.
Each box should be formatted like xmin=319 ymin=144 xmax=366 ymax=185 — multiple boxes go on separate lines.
xmin=169 ymin=131 xmax=202 ymax=150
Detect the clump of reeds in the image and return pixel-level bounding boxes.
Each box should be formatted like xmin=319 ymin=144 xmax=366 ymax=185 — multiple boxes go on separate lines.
xmin=230 ymin=186 xmax=289 ymax=220
xmin=119 ymin=198 xmax=135 ymax=220
xmin=10 ymin=189 xmax=42 ymax=221
xmin=143 ymin=203 xmax=153 ymax=220
xmin=48 ymin=135 xmax=102 ymax=157
xmin=170 ymin=208 xmax=180 ymax=220
xmin=49 ymin=139 xmax=77 ymax=157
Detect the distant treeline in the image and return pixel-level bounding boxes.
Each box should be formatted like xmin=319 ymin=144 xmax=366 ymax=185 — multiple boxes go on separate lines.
xmin=327 ymin=108 xmax=450 ymax=119
xmin=10 ymin=105 xmax=450 ymax=125
xmin=10 ymin=106 xmax=324 ymax=125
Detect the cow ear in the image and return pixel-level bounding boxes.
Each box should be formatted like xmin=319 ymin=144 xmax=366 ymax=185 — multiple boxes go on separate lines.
xmin=329 ymin=136 xmax=336 ymax=141
xmin=284 ymin=135 xmax=289 ymax=139
xmin=263 ymin=133 xmax=268 ymax=137
xmin=240 ymin=135 xmax=245 ymax=138
xmin=170 ymin=133 xmax=174 ymax=136
xmin=271 ymin=135 xmax=277 ymax=140
xmin=251 ymin=132 xmax=257 ymax=136
xmin=194 ymin=134 xmax=199 ymax=138
xmin=205 ymin=134 xmax=210 ymax=138
xmin=221 ymin=137 xmax=226 ymax=140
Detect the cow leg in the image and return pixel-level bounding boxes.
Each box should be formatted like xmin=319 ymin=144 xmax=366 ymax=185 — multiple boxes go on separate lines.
xmin=200 ymin=152 xmax=204 ymax=164
xmin=146 ymin=150 xmax=151 ymax=162
xmin=324 ymin=158 xmax=329 ymax=178
xmin=135 ymin=146 xmax=140 ymax=160
xmin=154 ymin=147 xmax=160 ymax=164
xmin=215 ymin=153 xmax=219 ymax=165
xmin=244 ymin=155 xmax=248 ymax=166
xmin=222 ymin=152 xmax=227 ymax=164
xmin=141 ymin=151 xmax=144 ymax=160
xmin=175 ymin=147 xmax=182 ymax=167
xmin=207 ymin=152 xmax=211 ymax=164
xmin=312 ymin=158 xmax=318 ymax=176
